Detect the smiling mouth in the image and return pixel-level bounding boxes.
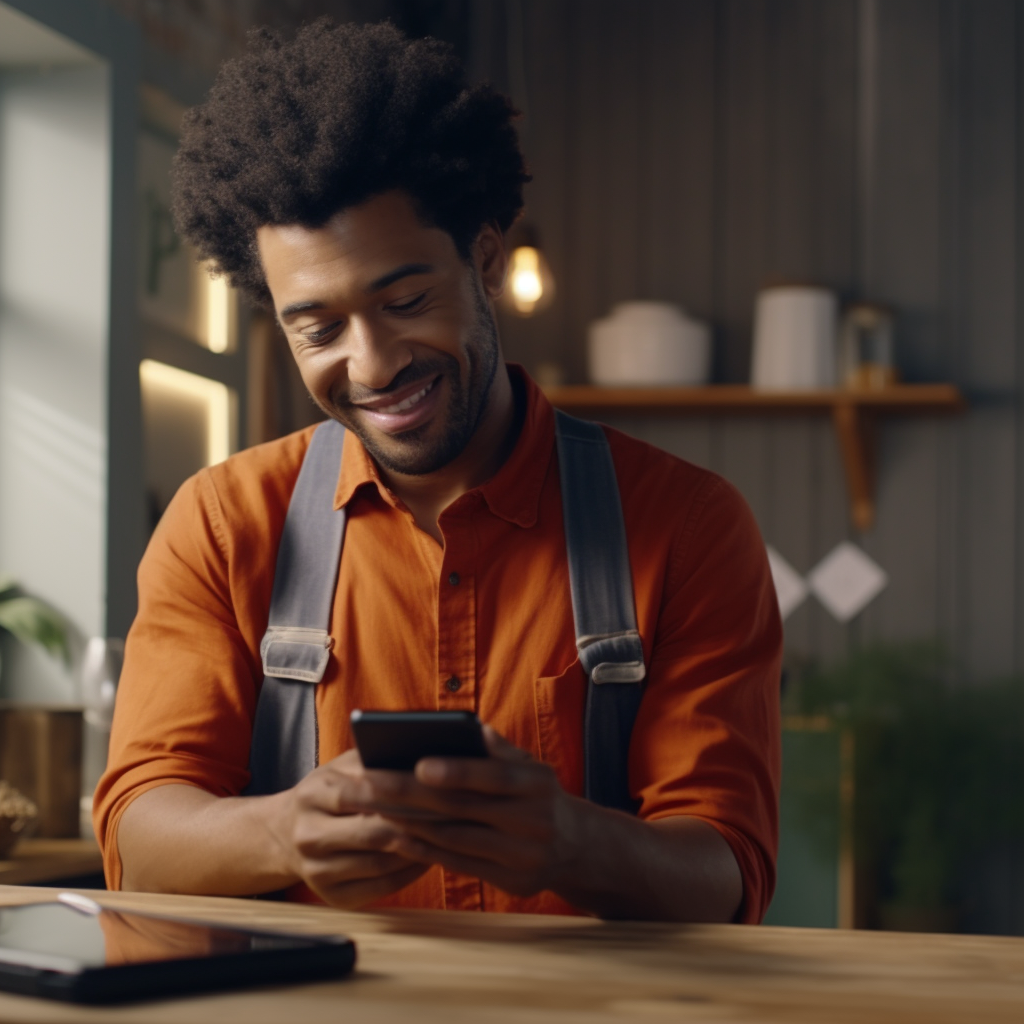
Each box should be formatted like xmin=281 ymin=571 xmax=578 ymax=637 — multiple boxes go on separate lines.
xmin=345 ymin=374 xmax=444 ymax=437
xmin=372 ymin=378 xmax=437 ymax=415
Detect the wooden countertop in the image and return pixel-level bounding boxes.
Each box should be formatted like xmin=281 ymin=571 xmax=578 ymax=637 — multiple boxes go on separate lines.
xmin=0 ymin=840 xmax=103 ymax=886
xmin=1 ymin=886 xmax=1023 ymax=1022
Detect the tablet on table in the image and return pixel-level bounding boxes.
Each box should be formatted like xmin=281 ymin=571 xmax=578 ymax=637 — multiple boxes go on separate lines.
xmin=0 ymin=894 xmax=356 ymax=1004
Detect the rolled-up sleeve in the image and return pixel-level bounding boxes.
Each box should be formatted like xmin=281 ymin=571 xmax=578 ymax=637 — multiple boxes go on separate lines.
xmin=630 ymin=475 xmax=782 ymax=924
xmin=93 ymin=470 xmax=264 ymax=890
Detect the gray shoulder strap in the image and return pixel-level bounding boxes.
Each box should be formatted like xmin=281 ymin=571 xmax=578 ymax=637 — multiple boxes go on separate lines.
xmin=246 ymin=412 xmax=644 ymax=814
xmin=554 ymin=410 xmax=645 ymax=813
xmin=246 ymin=420 xmax=347 ymax=796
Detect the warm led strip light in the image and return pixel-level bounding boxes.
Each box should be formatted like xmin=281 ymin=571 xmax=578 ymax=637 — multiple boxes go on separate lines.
xmin=139 ymin=359 xmax=232 ymax=466
xmin=205 ymin=273 xmax=231 ymax=353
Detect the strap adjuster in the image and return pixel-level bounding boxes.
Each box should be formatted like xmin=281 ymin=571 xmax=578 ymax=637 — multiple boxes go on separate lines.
xmin=260 ymin=626 xmax=334 ymax=683
xmin=577 ymin=630 xmax=646 ymax=684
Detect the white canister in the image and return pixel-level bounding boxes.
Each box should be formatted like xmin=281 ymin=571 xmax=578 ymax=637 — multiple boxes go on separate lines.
xmin=588 ymin=301 xmax=711 ymax=386
xmin=750 ymin=286 xmax=838 ymax=390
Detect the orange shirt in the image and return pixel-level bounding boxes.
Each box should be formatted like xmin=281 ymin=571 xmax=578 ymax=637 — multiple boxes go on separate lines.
xmin=95 ymin=368 xmax=782 ymax=921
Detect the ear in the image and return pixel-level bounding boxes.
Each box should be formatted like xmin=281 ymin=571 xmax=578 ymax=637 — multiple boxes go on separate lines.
xmin=473 ymin=223 xmax=508 ymax=299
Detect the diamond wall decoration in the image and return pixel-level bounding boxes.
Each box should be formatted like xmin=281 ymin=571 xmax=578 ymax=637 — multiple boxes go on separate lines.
xmin=766 ymin=546 xmax=808 ymax=621
xmin=807 ymin=542 xmax=888 ymax=623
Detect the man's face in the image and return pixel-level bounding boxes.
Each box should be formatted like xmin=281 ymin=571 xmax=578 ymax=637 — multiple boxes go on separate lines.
xmin=257 ymin=191 xmax=506 ymax=476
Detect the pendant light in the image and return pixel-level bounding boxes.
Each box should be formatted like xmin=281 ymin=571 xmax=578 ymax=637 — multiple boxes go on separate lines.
xmin=501 ymin=222 xmax=555 ymax=317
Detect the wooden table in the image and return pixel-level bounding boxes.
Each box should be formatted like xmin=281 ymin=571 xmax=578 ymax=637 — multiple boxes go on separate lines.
xmin=0 ymin=840 xmax=103 ymax=886
xmin=1 ymin=886 xmax=1023 ymax=1023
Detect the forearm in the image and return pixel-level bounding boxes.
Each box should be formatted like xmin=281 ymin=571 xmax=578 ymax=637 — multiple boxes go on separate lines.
xmin=117 ymin=784 xmax=295 ymax=896
xmin=551 ymin=803 xmax=744 ymax=922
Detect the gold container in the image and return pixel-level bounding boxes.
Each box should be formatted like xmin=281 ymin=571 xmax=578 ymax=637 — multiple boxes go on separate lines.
xmin=840 ymin=303 xmax=896 ymax=390
xmin=0 ymin=705 xmax=82 ymax=838
xmin=0 ymin=781 xmax=38 ymax=858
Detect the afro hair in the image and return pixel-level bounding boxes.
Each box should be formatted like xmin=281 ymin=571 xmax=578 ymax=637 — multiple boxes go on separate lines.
xmin=171 ymin=19 xmax=530 ymax=305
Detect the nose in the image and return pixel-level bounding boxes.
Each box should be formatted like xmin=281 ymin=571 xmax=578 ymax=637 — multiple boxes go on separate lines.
xmin=344 ymin=314 xmax=412 ymax=391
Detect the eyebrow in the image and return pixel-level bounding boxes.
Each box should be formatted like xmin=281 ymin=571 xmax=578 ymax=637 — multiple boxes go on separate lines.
xmin=369 ymin=262 xmax=434 ymax=292
xmin=278 ymin=262 xmax=435 ymax=321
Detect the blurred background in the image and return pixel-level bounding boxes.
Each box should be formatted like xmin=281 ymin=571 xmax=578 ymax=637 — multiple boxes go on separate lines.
xmin=0 ymin=0 xmax=1022 ymax=936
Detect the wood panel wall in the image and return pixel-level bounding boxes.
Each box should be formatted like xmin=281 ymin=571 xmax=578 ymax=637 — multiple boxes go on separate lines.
xmin=470 ymin=0 xmax=1024 ymax=933
xmin=470 ymin=0 xmax=1024 ymax=685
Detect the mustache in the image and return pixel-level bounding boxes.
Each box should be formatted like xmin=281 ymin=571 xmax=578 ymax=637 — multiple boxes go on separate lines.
xmin=339 ymin=357 xmax=455 ymax=406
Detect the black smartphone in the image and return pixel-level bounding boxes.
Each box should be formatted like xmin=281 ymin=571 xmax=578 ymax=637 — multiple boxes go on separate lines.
xmin=0 ymin=895 xmax=355 ymax=1005
xmin=350 ymin=710 xmax=489 ymax=771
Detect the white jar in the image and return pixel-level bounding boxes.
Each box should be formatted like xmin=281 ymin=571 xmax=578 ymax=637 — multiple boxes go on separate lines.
xmin=750 ymin=286 xmax=838 ymax=390
xmin=587 ymin=301 xmax=711 ymax=386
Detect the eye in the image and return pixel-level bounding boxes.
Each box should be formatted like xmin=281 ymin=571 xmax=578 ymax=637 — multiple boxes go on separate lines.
xmin=300 ymin=321 xmax=341 ymax=343
xmin=386 ymin=292 xmax=427 ymax=315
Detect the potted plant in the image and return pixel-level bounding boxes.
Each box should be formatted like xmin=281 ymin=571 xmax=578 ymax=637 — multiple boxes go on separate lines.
xmin=0 ymin=575 xmax=69 ymax=679
xmin=784 ymin=643 xmax=1024 ymax=931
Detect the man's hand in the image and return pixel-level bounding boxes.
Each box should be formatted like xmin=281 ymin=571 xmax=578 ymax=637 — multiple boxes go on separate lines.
xmin=350 ymin=727 xmax=584 ymax=898
xmin=118 ymin=731 xmax=743 ymax=921
xmin=270 ymin=749 xmax=430 ymax=906
xmin=117 ymin=754 xmax=429 ymax=907
xmin=345 ymin=726 xmax=744 ymax=921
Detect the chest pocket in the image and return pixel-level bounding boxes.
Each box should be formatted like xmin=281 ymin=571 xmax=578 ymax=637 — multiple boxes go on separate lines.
xmin=534 ymin=657 xmax=588 ymax=798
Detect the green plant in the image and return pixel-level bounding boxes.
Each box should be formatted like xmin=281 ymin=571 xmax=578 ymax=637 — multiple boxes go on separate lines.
xmin=784 ymin=643 xmax=1024 ymax=919
xmin=0 ymin=576 xmax=69 ymax=664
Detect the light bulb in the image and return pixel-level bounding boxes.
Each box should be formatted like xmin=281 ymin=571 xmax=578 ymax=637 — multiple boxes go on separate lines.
xmin=511 ymin=247 xmax=543 ymax=309
xmin=503 ymin=244 xmax=555 ymax=316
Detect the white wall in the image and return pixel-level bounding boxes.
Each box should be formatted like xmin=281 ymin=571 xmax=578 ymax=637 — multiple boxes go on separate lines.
xmin=0 ymin=62 xmax=110 ymax=701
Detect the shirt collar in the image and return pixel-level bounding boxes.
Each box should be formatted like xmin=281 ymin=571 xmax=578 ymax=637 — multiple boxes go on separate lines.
xmin=476 ymin=364 xmax=554 ymax=529
xmin=333 ymin=425 xmax=389 ymax=511
xmin=332 ymin=363 xmax=555 ymax=528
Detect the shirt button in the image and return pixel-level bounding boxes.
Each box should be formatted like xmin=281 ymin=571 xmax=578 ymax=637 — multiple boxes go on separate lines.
xmin=446 ymin=676 xmax=461 ymax=692
xmin=448 ymin=572 xmax=460 ymax=586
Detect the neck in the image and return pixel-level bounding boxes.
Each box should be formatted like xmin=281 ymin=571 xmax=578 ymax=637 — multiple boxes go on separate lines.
xmin=380 ymin=365 xmax=519 ymax=543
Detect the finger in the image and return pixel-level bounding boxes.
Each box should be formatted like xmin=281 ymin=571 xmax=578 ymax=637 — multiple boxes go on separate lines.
xmin=414 ymin=754 xmax=552 ymax=798
xmin=356 ymin=768 xmax=495 ymax=816
xmin=322 ymin=747 xmax=362 ymax=770
xmin=376 ymin=792 xmax=556 ymax=839
xmin=312 ymin=861 xmax=429 ymax=909
xmin=298 ymin=762 xmax=380 ymax=816
xmin=387 ymin=839 xmax=533 ymax=898
xmin=391 ymin=818 xmax=544 ymax=871
xmin=293 ymin=810 xmax=408 ymax=859
xmin=361 ymin=770 xmax=527 ymax=827
xmin=351 ymin=766 xmax=560 ymax=841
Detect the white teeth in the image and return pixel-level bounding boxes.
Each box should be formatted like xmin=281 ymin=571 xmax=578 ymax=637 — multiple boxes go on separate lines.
xmin=376 ymin=381 xmax=433 ymax=415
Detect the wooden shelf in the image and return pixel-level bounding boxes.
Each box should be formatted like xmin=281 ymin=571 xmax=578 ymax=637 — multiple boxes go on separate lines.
xmin=0 ymin=838 xmax=103 ymax=886
xmin=542 ymin=383 xmax=964 ymax=413
xmin=542 ymin=384 xmax=966 ymax=532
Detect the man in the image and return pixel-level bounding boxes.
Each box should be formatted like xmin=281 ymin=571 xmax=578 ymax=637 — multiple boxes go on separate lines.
xmin=95 ymin=20 xmax=781 ymax=923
